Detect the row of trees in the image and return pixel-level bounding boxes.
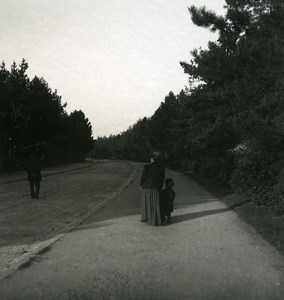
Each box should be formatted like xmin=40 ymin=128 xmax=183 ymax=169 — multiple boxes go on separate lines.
xmin=0 ymin=60 xmax=94 ymax=170
xmin=90 ymin=0 xmax=284 ymax=213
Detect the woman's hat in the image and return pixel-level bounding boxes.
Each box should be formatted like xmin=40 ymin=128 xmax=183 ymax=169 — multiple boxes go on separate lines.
xmin=152 ymin=151 xmax=160 ymax=159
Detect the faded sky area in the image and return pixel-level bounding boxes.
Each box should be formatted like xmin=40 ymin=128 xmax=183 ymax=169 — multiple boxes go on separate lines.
xmin=0 ymin=0 xmax=226 ymax=137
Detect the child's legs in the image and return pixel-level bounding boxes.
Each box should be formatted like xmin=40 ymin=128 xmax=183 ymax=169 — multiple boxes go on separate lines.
xmin=160 ymin=199 xmax=166 ymax=222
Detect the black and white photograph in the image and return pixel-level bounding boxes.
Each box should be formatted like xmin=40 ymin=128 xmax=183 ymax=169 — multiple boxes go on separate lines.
xmin=0 ymin=0 xmax=283 ymax=299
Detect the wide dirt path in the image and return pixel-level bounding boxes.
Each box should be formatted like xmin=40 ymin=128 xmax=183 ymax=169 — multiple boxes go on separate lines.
xmin=0 ymin=162 xmax=283 ymax=299
xmin=0 ymin=160 xmax=135 ymax=279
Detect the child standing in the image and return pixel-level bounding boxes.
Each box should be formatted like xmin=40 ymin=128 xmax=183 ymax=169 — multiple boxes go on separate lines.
xmin=161 ymin=178 xmax=175 ymax=224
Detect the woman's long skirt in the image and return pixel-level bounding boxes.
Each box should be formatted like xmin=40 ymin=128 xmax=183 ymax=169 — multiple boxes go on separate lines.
xmin=141 ymin=189 xmax=161 ymax=226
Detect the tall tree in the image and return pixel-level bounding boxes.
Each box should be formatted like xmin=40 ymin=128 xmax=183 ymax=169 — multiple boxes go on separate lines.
xmin=0 ymin=60 xmax=94 ymax=169
xmin=66 ymin=110 xmax=94 ymax=161
xmin=181 ymin=0 xmax=284 ymax=205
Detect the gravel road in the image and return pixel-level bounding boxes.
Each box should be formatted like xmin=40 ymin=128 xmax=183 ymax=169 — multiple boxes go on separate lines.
xmin=0 ymin=162 xmax=283 ymax=299
xmin=0 ymin=160 xmax=135 ymax=280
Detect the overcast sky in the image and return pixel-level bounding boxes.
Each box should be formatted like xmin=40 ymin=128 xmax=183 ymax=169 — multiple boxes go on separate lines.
xmin=0 ymin=0 xmax=226 ymax=137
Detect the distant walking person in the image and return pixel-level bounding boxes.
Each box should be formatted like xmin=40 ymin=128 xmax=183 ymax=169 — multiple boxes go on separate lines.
xmin=161 ymin=178 xmax=175 ymax=224
xmin=27 ymin=150 xmax=42 ymax=199
xmin=140 ymin=151 xmax=165 ymax=226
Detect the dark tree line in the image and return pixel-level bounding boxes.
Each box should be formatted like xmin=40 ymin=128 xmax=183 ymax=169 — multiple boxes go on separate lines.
xmin=0 ymin=60 xmax=94 ymax=170
xmin=90 ymin=0 xmax=284 ymax=213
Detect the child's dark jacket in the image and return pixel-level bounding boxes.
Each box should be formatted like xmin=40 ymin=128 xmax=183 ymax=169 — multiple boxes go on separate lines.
xmin=161 ymin=187 xmax=175 ymax=213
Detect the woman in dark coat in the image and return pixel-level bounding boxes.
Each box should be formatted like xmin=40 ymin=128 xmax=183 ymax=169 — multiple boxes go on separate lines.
xmin=140 ymin=152 xmax=165 ymax=226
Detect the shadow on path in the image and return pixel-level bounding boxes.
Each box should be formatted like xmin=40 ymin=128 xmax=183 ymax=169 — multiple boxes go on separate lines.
xmin=71 ymin=200 xmax=251 ymax=234
xmin=172 ymin=200 xmax=250 ymax=224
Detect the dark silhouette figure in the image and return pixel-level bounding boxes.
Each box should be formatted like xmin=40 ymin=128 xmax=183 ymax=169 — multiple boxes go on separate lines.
xmin=27 ymin=151 xmax=42 ymax=199
xmin=161 ymin=178 xmax=175 ymax=224
xmin=144 ymin=149 xmax=151 ymax=163
xmin=140 ymin=151 xmax=165 ymax=226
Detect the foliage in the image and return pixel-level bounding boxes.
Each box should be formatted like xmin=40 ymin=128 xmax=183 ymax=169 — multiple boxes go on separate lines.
xmin=180 ymin=0 xmax=284 ymax=210
xmin=230 ymin=137 xmax=282 ymax=205
xmin=0 ymin=60 xmax=94 ymax=169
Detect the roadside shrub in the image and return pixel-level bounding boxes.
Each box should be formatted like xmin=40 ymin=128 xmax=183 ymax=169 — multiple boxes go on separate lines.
xmin=194 ymin=152 xmax=234 ymax=184
xmin=230 ymin=138 xmax=282 ymax=210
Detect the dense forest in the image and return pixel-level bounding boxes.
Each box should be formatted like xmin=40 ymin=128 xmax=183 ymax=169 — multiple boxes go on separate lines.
xmin=90 ymin=0 xmax=284 ymax=214
xmin=0 ymin=60 xmax=94 ymax=170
